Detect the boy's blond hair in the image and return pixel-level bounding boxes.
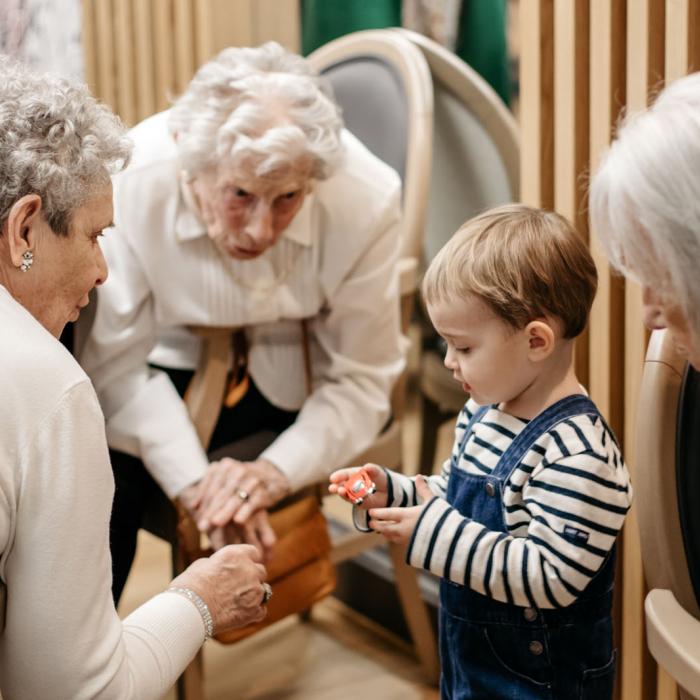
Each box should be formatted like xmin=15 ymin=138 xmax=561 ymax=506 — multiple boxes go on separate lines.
xmin=422 ymin=204 xmax=597 ymax=338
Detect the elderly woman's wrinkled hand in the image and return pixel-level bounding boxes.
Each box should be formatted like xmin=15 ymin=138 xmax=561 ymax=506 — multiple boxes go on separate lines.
xmin=208 ymin=510 xmax=276 ymax=561
xmin=171 ymin=543 xmax=269 ymax=634
xmin=195 ymin=457 xmax=291 ymax=531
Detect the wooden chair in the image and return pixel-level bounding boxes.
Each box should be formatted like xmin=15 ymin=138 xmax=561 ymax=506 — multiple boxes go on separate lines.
xmin=636 ymin=329 xmax=700 ymax=699
xmin=172 ymin=29 xmax=437 ymax=699
xmin=390 ymin=29 xmax=520 ymax=472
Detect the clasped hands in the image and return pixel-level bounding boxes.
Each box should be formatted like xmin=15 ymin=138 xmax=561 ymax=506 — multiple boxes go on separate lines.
xmin=328 ymin=464 xmax=434 ymax=545
xmin=179 ymin=457 xmax=292 ymax=559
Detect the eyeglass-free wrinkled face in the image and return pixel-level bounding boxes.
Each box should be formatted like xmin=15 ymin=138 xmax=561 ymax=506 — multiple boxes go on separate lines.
xmin=188 ymin=158 xmax=314 ymax=260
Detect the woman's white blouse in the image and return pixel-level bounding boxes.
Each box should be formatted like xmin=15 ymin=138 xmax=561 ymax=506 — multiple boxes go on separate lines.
xmin=79 ymin=111 xmax=404 ymax=498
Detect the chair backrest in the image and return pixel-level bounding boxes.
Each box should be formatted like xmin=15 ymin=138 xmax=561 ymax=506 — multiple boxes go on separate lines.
xmin=307 ymin=29 xmax=433 ymax=262
xmin=392 ymin=28 xmax=519 ymax=263
xmin=637 ymin=329 xmax=700 ymax=697
xmin=637 ymin=329 xmax=699 ymax=614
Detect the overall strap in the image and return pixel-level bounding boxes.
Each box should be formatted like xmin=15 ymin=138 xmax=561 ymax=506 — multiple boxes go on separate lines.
xmin=455 ymin=404 xmax=491 ymax=457
xmin=496 ymin=394 xmax=599 ymax=478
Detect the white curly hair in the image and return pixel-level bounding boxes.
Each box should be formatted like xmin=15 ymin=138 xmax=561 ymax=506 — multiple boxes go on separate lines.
xmin=169 ymin=42 xmax=344 ymax=180
xmin=590 ymin=72 xmax=700 ymax=336
xmin=0 ymin=55 xmax=131 ymax=236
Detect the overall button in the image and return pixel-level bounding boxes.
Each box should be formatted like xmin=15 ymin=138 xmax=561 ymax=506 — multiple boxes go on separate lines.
xmin=528 ymin=640 xmax=544 ymax=656
xmin=485 ymin=481 xmax=496 ymax=497
xmin=523 ymin=607 xmax=537 ymax=622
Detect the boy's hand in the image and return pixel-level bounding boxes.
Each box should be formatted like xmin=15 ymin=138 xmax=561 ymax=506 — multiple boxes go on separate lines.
xmin=329 ymin=463 xmax=389 ymax=509
xmin=367 ymin=475 xmax=434 ymax=545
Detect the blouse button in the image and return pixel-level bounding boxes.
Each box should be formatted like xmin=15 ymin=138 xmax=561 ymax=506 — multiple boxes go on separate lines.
xmin=523 ymin=607 xmax=537 ymax=622
xmin=528 ymin=640 xmax=544 ymax=656
xmin=485 ymin=481 xmax=496 ymax=497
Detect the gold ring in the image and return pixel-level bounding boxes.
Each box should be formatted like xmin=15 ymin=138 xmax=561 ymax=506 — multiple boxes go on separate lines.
xmin=238 ymin=489 xmax=249 ymax=501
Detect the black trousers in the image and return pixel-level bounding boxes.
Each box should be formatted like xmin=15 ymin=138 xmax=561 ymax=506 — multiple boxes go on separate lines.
xmin=109 ymin=366 xmax=298 ymax=603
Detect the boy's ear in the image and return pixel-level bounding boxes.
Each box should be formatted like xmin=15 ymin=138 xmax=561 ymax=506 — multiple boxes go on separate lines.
xmin=525 ymin=319 xmax=556 ymax=360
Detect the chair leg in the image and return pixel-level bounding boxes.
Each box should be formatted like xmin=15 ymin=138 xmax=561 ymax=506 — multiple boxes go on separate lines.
xmin=172 ymin=538 xmax=206 ymax=700
xmin=419 ymin=396 xmax=444 ymax=475
xmin=388 ymin=542 xmax=440 ymax=685
xmin=177 ymin=650 xmax=205 ymax=700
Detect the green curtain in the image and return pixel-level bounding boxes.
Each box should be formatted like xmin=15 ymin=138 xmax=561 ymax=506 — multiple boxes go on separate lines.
xmin=455 ymin=0 xmax=510 ymax=105
xmin=300 ymin=0 xmax=511 ymax=106
xmin=301 ymin=0 xmax=402 ymax=56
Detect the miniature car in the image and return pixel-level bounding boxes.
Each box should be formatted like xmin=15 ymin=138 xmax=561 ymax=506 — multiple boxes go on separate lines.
xmin=342 ymin=468 xmax=376 ymax=505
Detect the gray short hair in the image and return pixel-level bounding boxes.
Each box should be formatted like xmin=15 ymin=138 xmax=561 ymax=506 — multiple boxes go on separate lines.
xmin=0 ymin=56 xmax=131 ymax=236
xmin=590 ymin=72 xmax=700 ymax=335
xmin=169 ymin=42 xmax=344 ymax=179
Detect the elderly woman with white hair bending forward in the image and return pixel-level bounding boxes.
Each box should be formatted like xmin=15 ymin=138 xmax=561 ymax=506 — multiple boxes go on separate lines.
xmin=77 ymin=41 xmax=404 ymax=601
xmin=590 ymin=72 xmax=700 ymax=369
xmin=0 ymin=57 xmax=269 ymax=700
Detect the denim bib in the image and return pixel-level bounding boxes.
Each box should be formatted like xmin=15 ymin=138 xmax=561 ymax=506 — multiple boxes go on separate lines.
xmin=439 ymin=395 xmax=617 ymax=699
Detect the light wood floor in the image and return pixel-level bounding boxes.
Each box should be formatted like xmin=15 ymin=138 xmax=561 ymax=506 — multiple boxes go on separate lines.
xmin=119 ymin=531 xmax=441 ymax=700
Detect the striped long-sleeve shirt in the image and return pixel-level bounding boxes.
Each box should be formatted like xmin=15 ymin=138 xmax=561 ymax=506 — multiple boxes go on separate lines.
xmin=381 ymin=398 xmax=633 ymax=609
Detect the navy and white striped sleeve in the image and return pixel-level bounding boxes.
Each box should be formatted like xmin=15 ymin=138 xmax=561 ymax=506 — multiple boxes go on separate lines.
xmin=380 ymin=402 xmax=473 ymax=511
xmin=406 ymin=447 xmax=632 ymax=609
xmin=351 ymin=401 xmax=472 ymax=532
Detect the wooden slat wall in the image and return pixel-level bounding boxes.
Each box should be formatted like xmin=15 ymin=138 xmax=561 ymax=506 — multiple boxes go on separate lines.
xmin=81 ymin=0 xmax=300 ymax=125
xmin=522 ymin=1 xmax=699 ymax=698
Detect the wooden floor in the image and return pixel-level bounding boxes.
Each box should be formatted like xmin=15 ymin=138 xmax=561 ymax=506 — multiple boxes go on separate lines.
xmin=119 ymin=531 xmax=441 ymax=700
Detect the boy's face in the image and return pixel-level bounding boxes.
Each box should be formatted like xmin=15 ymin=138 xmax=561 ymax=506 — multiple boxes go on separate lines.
xmin=428 ymin=295 xmax=539 ymax=408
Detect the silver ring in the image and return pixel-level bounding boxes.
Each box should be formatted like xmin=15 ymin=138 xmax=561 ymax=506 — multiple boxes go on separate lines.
xmin=261 ymin=582 xmax=273 ymax=605
xmin=238 ymin=489 xmax=249 ymax=501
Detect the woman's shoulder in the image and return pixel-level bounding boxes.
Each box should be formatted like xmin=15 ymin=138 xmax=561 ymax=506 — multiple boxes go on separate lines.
xmin=0 ymin=288 xmax=91 ymax=423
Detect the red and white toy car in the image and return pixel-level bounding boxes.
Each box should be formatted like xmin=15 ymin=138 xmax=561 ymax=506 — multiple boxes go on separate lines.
xmin=342 ymin=468 xmax=377 ymax=505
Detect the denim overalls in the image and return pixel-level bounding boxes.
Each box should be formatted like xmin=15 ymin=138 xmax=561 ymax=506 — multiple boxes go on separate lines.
xmin=440 ymin=395 xmax=617 ymax=700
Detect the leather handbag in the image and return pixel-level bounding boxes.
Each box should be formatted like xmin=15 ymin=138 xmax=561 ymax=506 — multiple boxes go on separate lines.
xmin=182 ymin=321 xmax=336 ymax=644
xmin=215 ymin=489 xmax=336 ymax=643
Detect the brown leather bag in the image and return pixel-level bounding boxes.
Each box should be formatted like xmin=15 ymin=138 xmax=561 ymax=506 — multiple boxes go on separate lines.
xmin=182 ymin=322 xmax=336 ymax=644
xmin=215 ymin=490 xmax=336 ymax=643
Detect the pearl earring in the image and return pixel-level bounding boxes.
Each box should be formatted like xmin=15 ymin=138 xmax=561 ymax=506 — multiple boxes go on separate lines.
xmin=20 ymin=250 xmax=34 ymax=272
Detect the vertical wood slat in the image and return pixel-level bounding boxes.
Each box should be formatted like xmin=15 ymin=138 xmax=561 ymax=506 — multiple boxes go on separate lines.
xmin=174 ymin=0 xmax=196 ymax=93
xmin=553 ymin=0 xmax=590 ymax=386
xmin=94 ymin=0 xmax=117 ymax=111
xmin=253 ymin=0 xmax=301 ymax=53
xmin=621 ymin=1 xmax=666 ymax=698
xmin=588 ymin=0 xmax=626 ymax=437
xmin=519 ymin=0 xmax=554 ymax=209
xmin=588 ymin=4 xmax=627 ymax=698
xmin=152 ymin=0 xmax=176 ymax=112
xmin=80 ymin=0 xmax=98 ymax=94
xmin=114 ymin=0 xmax=136 ymax=125
xmin=207 ymin=0 xmax=255 ymax=58
xmin=656 ymin=665 xmax=679 ymax=700
xmin=132 ymin=0 xmax=156 ymax=122
xmin=193 ymin=0 xmax=215 ymax=67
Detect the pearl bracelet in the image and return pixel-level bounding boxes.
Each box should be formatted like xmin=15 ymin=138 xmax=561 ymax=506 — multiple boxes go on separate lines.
xmin=168 ymin=587 xmax=214 ymax=639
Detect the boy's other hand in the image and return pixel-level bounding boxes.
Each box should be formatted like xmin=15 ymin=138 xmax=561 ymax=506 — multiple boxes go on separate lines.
xmin=328 ymin=463 xmax=389 ymax=509
xmin=367 ymin=475 xmax=435 ymax=545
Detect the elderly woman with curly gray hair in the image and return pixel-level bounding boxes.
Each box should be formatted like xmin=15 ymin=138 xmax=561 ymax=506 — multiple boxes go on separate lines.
xmin=0 ymin=57 xmax=270 ymax=699
xmin=76 ymin=42 xmax=404 ymax=601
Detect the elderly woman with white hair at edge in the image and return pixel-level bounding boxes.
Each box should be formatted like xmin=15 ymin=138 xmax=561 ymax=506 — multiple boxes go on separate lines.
xmin=0 ymin=57 xmax=271 ymax=700
xmin=590 ymin=71 xmax=700 ymax=370
xmin=78 ymin=41 xmax=404 ymax=601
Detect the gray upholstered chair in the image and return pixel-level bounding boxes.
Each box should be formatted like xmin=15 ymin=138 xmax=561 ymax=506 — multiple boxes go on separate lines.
xmin=636 ymin=329 xmax=700 ymax=699
xmin=391 ymin=28 xmax=520 ymax=472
